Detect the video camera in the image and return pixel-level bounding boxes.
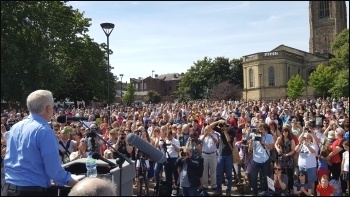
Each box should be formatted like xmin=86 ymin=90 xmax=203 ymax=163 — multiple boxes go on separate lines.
xmin=86 ymin=127 xmax=98 ymax=138
xmin=179 ymin=147 xmax=188 ymax=157
xmin=252 ymin=128 xmax=262 ymax=141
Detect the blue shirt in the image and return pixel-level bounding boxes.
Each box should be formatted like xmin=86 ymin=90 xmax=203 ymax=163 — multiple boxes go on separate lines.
xmin=318 ymin=158 xmax=328 ymax=169
xmin=252 ymin=133 xmax=274 ymax=163
xmin=4 ymin=114 xmax=73 ymax=187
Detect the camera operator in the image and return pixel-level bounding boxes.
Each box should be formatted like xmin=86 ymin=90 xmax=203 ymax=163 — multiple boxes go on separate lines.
xmin=186 ymin=131 xmax=204 ymax=190
xmin=210 ymin=119 xmax=235 ymax=196
xmin=249 ymin=123 xmax=274 ymax=196
xmin=176 ymin=146 xmax=201 ymax=196
xmin=135 ymin=149 xmax=150 ymax=196
xmin=84 ymin=123 xmax=104 ymax=154
xmin=112 ymin=131 xmax=133 ymax=159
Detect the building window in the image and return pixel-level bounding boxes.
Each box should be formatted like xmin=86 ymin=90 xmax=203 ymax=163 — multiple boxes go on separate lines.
xmin=249 ymin=68 xmax=254 ymax=88
xmin=135 ymin=83 xmax=138 ymax=90
xmin=268 ymin=66 xmax=275 ymax=86
xmin=319 ymin=1 xmax=329 ymax=18
xmin=143 ymin=83 xmax=147 ymax=90
xmin=287 ymin=67 xmax=291 ymax=79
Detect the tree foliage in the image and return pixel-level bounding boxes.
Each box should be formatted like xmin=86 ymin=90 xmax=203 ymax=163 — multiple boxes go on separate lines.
xmin=209 ymin=81 xmax=242 ymax=101
xmin=329 ymin=29 xmax=349 ymax=71
xmin=177 ymin=57 xmax=243 ymax=101
xmin=123 ymin=82 xmax=135 ymax=106
xmin=287 ymin=74 xmax=305 ymax=99
xmin=1 ymin=1 xmax=115 ymax=107
xmin=308 ymin=64 xmax=335 ymax=98
xmin=328 ymin=28 xmax=349 ymax=98
xmin=329 ymin=69 xmax=349 ymax=98
xmin=146 ymin=90 xmax=161 ymax=104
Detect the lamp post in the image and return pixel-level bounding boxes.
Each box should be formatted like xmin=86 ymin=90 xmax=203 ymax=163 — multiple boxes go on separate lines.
xmin=120 ymin=74 xmax=124 ymax=99
xmin=100 ymin=22 xmax=115 ymax=109
xmin=152 ymin=70 xmax=155 ymax=78
xmin=259 ymin=73 xmax=262 ymax=100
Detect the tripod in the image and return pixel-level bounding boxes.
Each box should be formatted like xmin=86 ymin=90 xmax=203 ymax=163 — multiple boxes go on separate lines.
xmin=137 ymin=156 xmax=149 ymax=196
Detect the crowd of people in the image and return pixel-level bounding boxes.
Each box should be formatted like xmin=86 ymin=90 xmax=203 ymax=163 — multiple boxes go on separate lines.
xmin=1 ymin=90 xmax=349 ymax=196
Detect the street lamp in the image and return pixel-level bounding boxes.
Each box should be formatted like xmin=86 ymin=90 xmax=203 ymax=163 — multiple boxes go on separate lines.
xmin=100 ymin=22 xmax=115 ymax=109
xmin=152 ymin=70 xmax=155 ymax=78
xmin=120 ymin=74 xmax=124 ymax=99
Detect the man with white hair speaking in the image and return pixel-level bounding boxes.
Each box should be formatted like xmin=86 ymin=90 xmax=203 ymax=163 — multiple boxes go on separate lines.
xmin=2 ymin=90 xmax=78 ymax=196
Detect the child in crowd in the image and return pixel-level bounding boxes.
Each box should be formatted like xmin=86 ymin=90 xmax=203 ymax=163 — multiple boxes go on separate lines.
xmin=317 ymin=149 xmax=331 ymax=182
xmin=316 ymin=175 xmax=334 ymax=196
xmin=341 ymin=141 xmax=349 ymax=195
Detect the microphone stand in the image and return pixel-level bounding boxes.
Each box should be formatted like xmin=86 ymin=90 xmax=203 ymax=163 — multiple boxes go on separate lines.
xmin=79 ymin=120 xmax=133 ymax=196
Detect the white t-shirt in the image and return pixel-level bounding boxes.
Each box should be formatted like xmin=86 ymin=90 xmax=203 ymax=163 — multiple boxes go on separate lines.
xmin=164 ymin=138 xmax=180 ymax=158
xmin=343 ymin=150 xmax=349 ymax=172
xmin=298 ymin=142 xmax=319 ymax=168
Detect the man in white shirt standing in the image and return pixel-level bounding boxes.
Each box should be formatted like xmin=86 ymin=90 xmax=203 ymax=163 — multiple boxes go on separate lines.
xmin=199 ymin=125 xmax=219 ymax=190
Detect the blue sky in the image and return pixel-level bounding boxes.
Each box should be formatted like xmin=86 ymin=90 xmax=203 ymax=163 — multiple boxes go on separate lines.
xmin=66 ymin=1 xmax=349 ymax=83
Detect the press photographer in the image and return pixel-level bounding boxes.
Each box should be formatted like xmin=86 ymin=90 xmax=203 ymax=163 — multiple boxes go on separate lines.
xmin=84 ymin=123 xmax=104 ymax=153
xmin=210 ymin=119 xmax=236 ymax=196
xmin=176 ymin=146 xmax=201 ymax=196
xmin=112 ymin=131 xmax=132 ymax=159
xmin=135 ymin=150 xmax=150 ymax=196
xmin=249 ymin=123 xmax=274 ymax=196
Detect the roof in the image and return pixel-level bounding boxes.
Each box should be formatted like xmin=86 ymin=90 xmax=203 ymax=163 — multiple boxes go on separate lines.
xmin=155 ymin=73 xmax=182 ymax=81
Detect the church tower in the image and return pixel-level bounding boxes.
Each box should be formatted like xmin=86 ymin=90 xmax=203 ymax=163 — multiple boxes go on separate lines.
xmin=309 ymin=1 xmax=347 ymax=54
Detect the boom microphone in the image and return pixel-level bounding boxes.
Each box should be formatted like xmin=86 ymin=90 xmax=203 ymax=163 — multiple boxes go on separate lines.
xmin=91 ymin=152 xmax=117 ymax=168
xmin=56 ymin=115 xmax=88 ymax=123
xmin=126 ymin=133 xmax=166 ymax=163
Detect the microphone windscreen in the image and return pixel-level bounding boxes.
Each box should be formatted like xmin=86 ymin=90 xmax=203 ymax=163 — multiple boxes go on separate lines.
xmin=56 ymin=115 xmax=67 ymax=123
xmin=126 ymin=133 xmax=166 ymax=163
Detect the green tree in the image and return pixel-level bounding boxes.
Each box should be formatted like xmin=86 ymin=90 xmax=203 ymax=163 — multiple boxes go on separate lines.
xmin=1 ymin=1 xmax=114 ymax=106
xmin=146 ymin=90 xmax=161 ymax=103
xmin=308 ymin=64 xmax=335 ymax=98
xmin=177 ymin=57 xmax=243 ymax=101
xmin=329 ymin=69 xmax=349 ymax=98
xmin=123 ymin=82 xmax=135 ymax=106
xmin=287 ymin=74 xmax=305 ymax=99
xmin=329 ymin=29 xmax=349 ymax=71
xmin=328 ymin=28 xmax=349 ymax=98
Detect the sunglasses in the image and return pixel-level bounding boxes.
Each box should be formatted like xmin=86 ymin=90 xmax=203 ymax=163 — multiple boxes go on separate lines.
xmin=274 ymin=168 xmax=282 ymax=171
xmin=299 ymin=174 xmax=305 ymax=177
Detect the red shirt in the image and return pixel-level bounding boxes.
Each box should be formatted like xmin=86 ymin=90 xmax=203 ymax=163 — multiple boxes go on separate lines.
xmin=330 ymin=138 xmax=343 ymax=163
xmin=316 ymin=184 xmax=334 ymax=196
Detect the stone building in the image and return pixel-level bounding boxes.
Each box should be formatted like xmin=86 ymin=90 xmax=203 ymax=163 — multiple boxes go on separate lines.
xmin=242 ymin=1 xmax=347 ymax=101
xmin=309 ymin=1 xmax=348 ymax=54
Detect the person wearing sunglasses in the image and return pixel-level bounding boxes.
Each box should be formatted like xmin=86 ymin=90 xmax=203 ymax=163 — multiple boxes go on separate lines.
xmin=293 ymin=171 xmax=313 ymax=196
xmin=262 ymin=162 xmax=289 ymax=196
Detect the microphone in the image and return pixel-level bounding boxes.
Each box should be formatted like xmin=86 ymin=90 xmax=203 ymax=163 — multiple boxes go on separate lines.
xmin=56 ymin=115 xmax=88 ymax=123
xmin=91 ymin=152 xmax=117 ymax=168
xmin=126 ymin=133 xmax=166 ymax=163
